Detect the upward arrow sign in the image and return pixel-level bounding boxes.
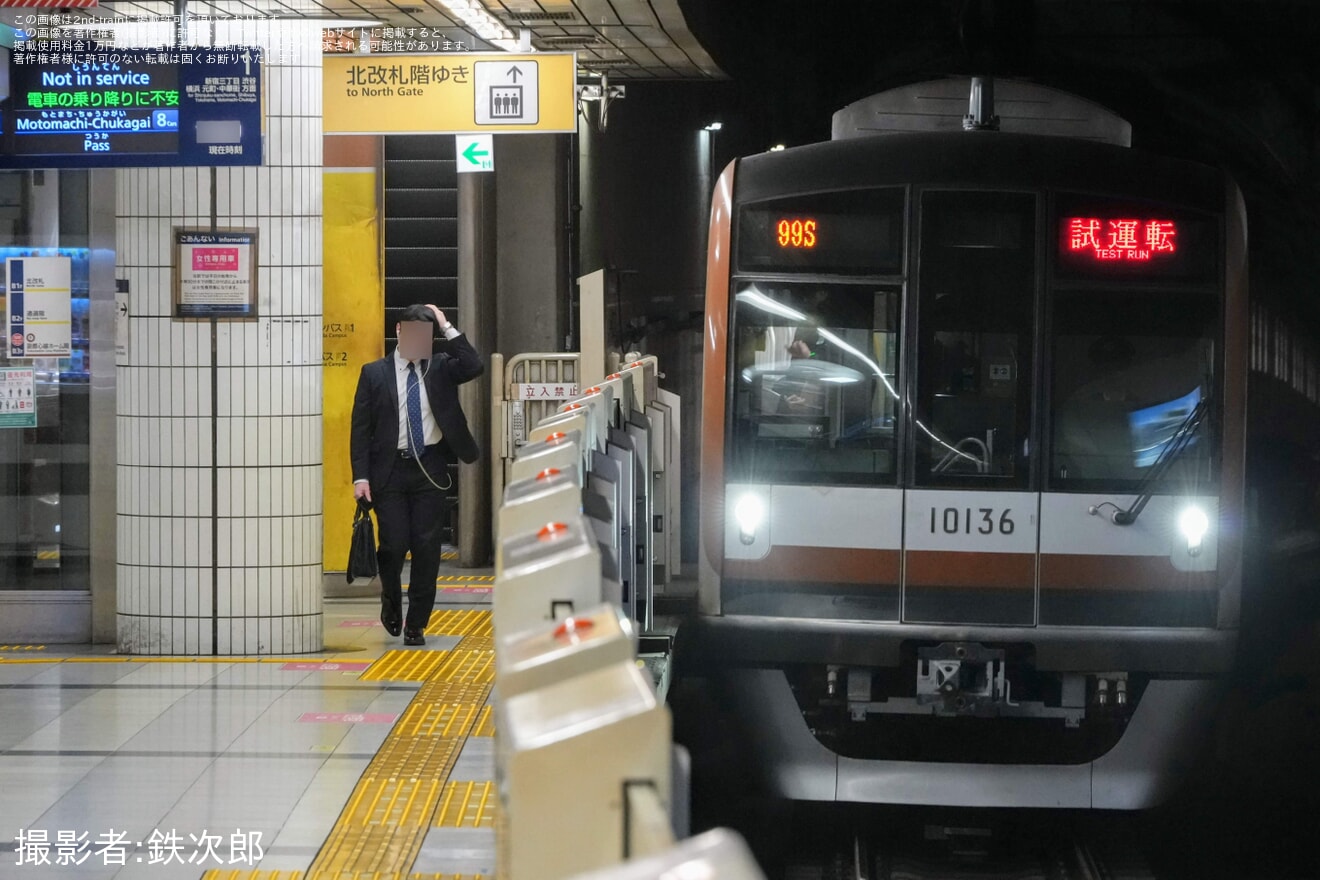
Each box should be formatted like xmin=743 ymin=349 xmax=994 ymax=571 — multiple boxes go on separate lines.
xmin=507 ymin=66 xmax=523 ymax=81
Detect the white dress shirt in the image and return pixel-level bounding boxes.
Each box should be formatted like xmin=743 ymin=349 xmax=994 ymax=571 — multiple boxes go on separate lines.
xmin=355 ymin=325 xmax=461 ymax=485
xmin=393 ymin=325 xmax=462 ymax=452
xmin=395 ymin=347 xmax=440 ymax=451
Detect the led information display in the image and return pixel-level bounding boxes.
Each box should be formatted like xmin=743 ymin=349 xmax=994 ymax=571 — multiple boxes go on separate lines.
xmin=739 ymin=189 xmax=904 ymax=275
xmin=1055 ymin=195 xmax=1217 ymax=281
xmin=1064 ymin=217 xmax=1177 ymax=262
xmin=775 ymin=218 xmax=817 ymax=249
xmin=2 ymin=49 xmax=262 ymax=167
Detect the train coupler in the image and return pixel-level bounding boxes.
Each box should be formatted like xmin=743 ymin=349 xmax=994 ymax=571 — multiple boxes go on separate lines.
xmin=837 ymin=642 xmax=1090 ymax=726
xmin=915 ymin=642 xmax=1010 ymax=715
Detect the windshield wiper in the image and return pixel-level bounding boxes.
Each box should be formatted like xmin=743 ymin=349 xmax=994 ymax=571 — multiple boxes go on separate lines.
xmin=1099 ymin=396 xmax=1209 ymax=526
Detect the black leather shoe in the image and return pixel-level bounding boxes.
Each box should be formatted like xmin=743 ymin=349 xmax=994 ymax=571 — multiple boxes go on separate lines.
xmin=380 ymin=600 xmax=402 ymax=637
xmin=403 ymin=629 xmax=425 ymax=647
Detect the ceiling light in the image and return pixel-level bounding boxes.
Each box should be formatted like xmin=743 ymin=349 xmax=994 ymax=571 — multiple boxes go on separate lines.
xmin=57 ymin=16 xmax=383 ymax=31
xmin=433 ymin=0 xmax=516 ymax=49
xmin=704 ymin=122 xmax=723 ymax=131
xmin=770 ymin=144 xmax=786 ymax=151
xmin=313 ymin=19 xmax=384 ymax=28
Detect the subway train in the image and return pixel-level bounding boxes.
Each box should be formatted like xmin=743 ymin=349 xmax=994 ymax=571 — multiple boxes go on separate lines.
xmin=689 ymin=79 xmax=1255 ymax=809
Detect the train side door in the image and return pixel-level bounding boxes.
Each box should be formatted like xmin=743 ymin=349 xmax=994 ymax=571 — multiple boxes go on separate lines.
xmin=902 ymin=190 xmax=1040 ymax=626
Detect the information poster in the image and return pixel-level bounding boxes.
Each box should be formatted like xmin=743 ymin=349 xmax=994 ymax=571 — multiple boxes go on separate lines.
xmin=0 ymin=368 xmax=36 ymax=429
xmin=6 ymin=256 xmax=71 ymax=358
xmin=173 ymin=228 xmax=258 ymax=319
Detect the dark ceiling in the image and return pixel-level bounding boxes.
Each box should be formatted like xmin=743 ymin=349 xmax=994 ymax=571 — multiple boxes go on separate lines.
xmin=678 ymin=0 xmax=1320 ymax=326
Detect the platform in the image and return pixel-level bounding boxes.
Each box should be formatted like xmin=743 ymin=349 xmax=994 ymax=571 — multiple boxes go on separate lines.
xmin=0 ymin=586 xmax=505 ymax=880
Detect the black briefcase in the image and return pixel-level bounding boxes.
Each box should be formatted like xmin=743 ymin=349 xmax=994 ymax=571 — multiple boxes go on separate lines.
xmin=347 ymin=500 xmax=378 ymax=583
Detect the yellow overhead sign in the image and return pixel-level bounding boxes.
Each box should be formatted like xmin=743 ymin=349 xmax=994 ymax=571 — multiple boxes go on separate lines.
xmin=323 ymin=53 xmax=577 ymax=135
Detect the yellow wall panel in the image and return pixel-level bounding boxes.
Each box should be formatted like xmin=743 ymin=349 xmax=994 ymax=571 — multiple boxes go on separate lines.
xmin=323 ymin=168 xmax=383 ymax=571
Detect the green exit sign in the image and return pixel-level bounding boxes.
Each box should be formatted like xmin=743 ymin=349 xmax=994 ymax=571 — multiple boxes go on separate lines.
xmin=455 ymin=134 xmax=494 ymax=173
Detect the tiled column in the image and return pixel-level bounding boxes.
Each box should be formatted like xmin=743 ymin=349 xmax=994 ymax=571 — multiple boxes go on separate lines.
xmin=116 ymin=22 xmax=324 ymax=654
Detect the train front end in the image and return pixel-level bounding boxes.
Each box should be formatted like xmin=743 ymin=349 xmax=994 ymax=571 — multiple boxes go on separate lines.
xmin=696 ymin=127 xmax=1246 ymax=809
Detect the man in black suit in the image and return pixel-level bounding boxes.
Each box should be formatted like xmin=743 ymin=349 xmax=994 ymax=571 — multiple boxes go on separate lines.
xmin=351 ymin=303 xmax=484 ymax=646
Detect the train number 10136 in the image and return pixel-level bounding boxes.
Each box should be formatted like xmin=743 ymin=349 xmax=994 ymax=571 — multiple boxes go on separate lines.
xmin=929 ymin=507 xmax=1015 ymax=535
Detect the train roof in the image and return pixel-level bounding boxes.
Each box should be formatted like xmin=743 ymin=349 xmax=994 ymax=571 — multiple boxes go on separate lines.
xmin=734 ymin=131 xmax=1229 ymax=214
xmin=832 ymin=78 xmax=1132 ymax=146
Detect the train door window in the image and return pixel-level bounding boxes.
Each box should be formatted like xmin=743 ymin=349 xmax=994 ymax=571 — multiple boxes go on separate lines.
xmin=914 ymin=191 xmax=1036 ymax=488
xmin=729 ymin=282 xmax=901 ymax=485
xmin=1049 ymin=288 xmax=1218 ymax=490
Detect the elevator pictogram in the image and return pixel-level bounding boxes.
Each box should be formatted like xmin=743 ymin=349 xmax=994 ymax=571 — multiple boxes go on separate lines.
xmin=474 ymin=61 xmax=540 ymax=125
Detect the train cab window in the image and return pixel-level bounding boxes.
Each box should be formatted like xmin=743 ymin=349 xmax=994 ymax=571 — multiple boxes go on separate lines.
xmin=1049 ymin=289 xmax=1218 ymax=490
xmin=914 ymin=191 xmax=1036 ymax=488
xmin=729 ymin=282 xmax=901 ymax=485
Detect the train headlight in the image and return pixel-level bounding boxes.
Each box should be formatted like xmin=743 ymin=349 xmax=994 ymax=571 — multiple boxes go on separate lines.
xmin=734 ymin=493 xmax=766 ymax=545
xmin=1178 ymin=505 xmax=1210 ymax=556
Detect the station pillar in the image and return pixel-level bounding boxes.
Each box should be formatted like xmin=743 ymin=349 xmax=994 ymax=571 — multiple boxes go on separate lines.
xmin=115 ymin=21 xmax=325 ymax=654
xmin=457 ymin=172 xmax=496 ymax=567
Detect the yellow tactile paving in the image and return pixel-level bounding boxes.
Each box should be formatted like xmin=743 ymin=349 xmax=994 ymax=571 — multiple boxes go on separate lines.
xmin=431 ymin=647 xmax=494 ymax=688
xmin=201 ymin=872 xmax=304 ymax=880
xmin=404 ymin=575 xmax=495 ymax=592
xmin=303 ymin=623 xmax=495 ymax=880
xmin=359 ymin=650 xmax=454 ymax=682
xmin=434 ymin=781 xmax=495 ymax=829
xmin=0 ymin=644 xmax=45 ymax=651
xmin=0 ymin=656 xmax=329 ymax=665
xmin=396 ymin=684 xmax=487 ymax=738
xmin=371 ymin=736 xmax=467 ymax=780
xmin=424 ymin=609 xmax=493 ymax=638
xmin=339 ymin=776 xmax=446 ymax=829
xmin=471 ymin=706 xmax=495 ymax=738
xmin=412 ymin=875 xmax=487 ymax=880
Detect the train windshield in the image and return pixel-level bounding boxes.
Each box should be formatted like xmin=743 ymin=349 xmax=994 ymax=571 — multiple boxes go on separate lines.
xmin=1050 ymin=287 xmax=1218 ymax=489
xmin=729 ymin=282 xmax=901 ymax=485
xmin=1049 ymin=196 xmax=1220 ymax=490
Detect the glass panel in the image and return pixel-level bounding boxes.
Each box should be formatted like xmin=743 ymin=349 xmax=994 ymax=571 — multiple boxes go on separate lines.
xmin=1049 ymin=288 xmax=1218 ymax=491
xmin=914 ymin=191 xmax=1036 ymax=488
xmin=0 ymin=169 xmax=91 ymax=591
xmin=729 ymin=281 xmax=901 ymax=485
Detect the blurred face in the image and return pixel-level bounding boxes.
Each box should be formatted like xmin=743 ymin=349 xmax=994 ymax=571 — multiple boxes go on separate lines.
xmin=396 ymin=321 xmax=433 ymax=361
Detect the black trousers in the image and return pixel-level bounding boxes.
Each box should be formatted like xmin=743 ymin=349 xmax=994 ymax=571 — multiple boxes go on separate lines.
xmin=375 ymin=446 xmax=451 ymax=632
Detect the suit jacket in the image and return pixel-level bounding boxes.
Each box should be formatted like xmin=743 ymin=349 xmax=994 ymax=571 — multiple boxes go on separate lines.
xmin=350 ymin=333 xmax=484 ymax=489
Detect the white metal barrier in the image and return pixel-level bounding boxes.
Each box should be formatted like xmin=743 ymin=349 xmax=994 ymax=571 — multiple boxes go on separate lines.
xmin=491 ymin=351 xmax=581 ymax=521
xmin=491 ymin=351 xmax=681 ymax=598
xmin=566 ymin=829 xmax=766 ymax=880
xmin=492 ymin=351 xmax=757 ymax=880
